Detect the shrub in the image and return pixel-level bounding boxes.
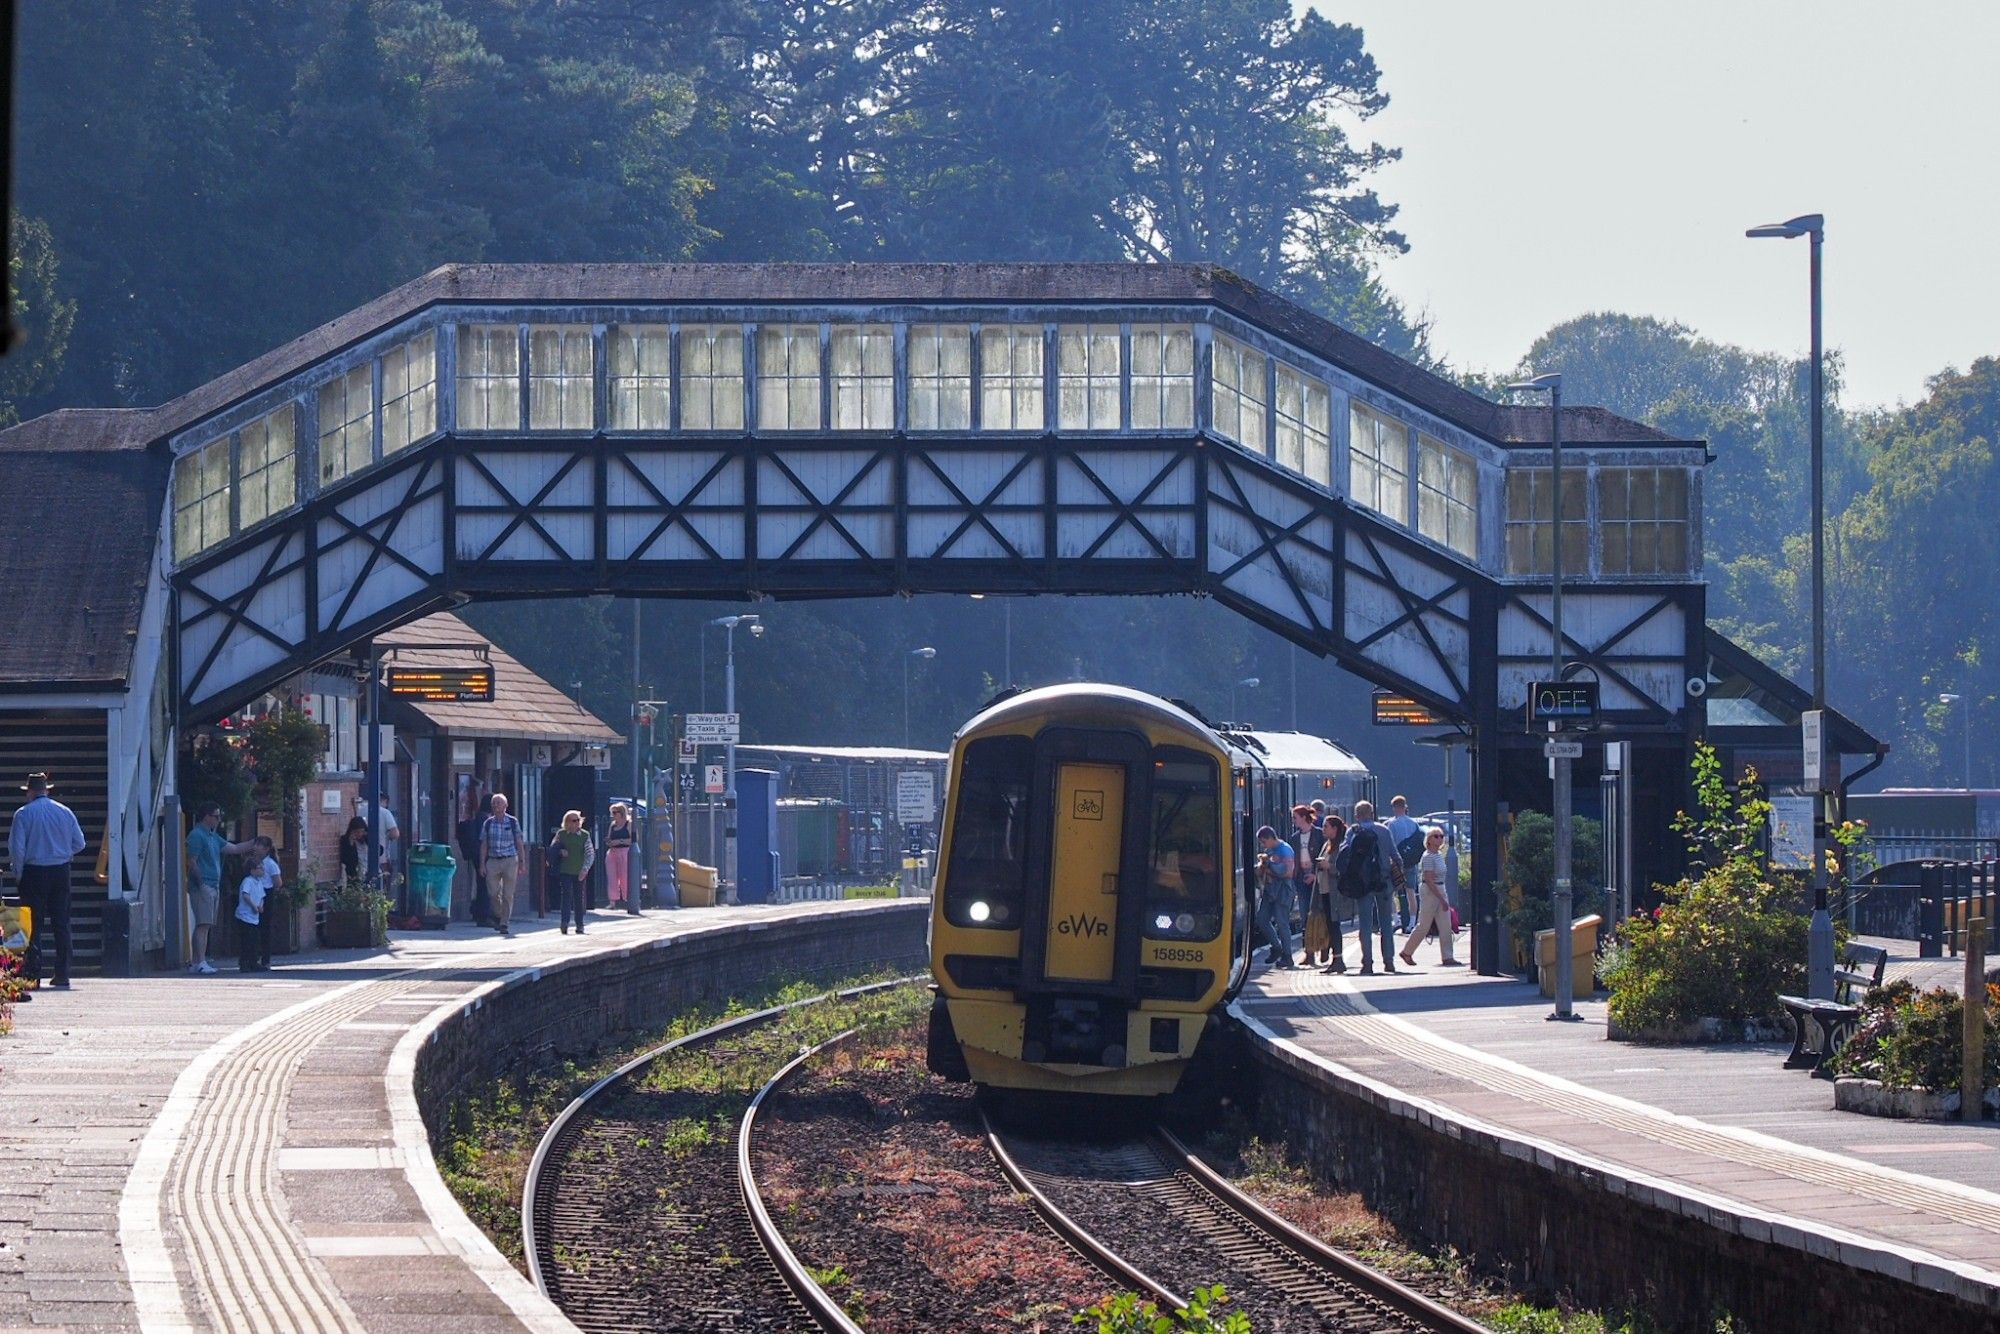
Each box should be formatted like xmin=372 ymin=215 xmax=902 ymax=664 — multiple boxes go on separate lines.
xmin=1601 ymin=745 xmax=1821 ymax=1033
xmin=1831 ymin=980 xmax=2000 ymax=1089
xmin=1502 ymin=810 xmax=1604 ymax=939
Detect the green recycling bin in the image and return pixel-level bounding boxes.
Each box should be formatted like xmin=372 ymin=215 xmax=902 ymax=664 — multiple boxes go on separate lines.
xmin=408 ymin=842 xmax=457 ymax=927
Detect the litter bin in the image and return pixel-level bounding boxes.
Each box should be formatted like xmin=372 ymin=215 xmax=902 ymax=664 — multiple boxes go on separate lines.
xmin=408 ymin=843 xmax=457 ymax=928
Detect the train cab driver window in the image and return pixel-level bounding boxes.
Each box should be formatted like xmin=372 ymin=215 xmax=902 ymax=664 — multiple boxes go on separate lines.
xmin=1146 ymin=751 xmax=1223 ymax=941
xmin=943 ymin=735 xmax=1034 ymax=928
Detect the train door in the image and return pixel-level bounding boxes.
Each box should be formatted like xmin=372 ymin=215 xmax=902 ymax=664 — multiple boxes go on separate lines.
xmin=1042 ymin=762 xmax=1125 ymax=982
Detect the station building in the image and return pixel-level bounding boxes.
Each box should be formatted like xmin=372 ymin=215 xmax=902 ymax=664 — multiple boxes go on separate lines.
xmin=0 ymin=262 xmax=1882 ymax=975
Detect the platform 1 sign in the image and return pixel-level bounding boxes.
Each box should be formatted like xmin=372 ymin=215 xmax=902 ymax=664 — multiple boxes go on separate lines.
xmin=896 ymin=770 xmax=936 ymax=824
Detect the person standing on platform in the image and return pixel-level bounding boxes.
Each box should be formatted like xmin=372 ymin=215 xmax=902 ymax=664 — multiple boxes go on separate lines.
xmin=456 ymin=789 xmax=491 ymax=926
xmin=235 ymin=836 xmax=278 ymax=973
xmin=1385 ymin=795 xmax=1425 ymax=932
xmin=184 ymin=802 xmax=258 ymax=977
xmin=1290 ymin=804 xmax=1329 ymax=966
xmin=605 ymin=802 xmax=636 ymax=914
xmin=1334 ymin=799 xmax=1404 ymax=976
xmin=1315 ymin=814 xmax=1348 ymax=974
xmin=550 ymin=810 xmax=595 ymax=935
xmin=8 ymin=773 xmax=86 ymax=991
xmin=1253 ymin=825 xmax=1298 ymax=969
xmin=479 ymin=794 xmax=523 ymax=937
xmin=1400 ymin=827 xmax=1462 ymax=968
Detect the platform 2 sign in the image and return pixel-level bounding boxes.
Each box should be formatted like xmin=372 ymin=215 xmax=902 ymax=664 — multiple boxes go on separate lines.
xmin=1371 ymin=691 xmax=1444 ymax=726
xmin=1526 ymin=681 xmax=1599 ymax=728
xmin=383 ymin=665 xmax=494 ymax=702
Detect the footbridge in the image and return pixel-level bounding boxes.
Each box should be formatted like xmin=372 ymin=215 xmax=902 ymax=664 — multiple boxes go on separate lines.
xmin=65 ymin=263 xmax=1717 ymax=968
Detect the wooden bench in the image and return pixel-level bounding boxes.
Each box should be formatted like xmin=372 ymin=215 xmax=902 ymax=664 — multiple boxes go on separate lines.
xmin=1779 ymin=942 xmax=1890 ymax=1078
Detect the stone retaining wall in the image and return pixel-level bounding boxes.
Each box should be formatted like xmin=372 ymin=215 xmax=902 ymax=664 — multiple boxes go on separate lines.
xmin=413 ymin=903 xmax=930 ymax=1135
xmin=1234 ymin=1014 xmax=1998 ymax=1334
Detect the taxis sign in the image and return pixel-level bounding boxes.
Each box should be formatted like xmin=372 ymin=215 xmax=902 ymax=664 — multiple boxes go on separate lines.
xmin=384 ymin=665 xmax=495 ymax=702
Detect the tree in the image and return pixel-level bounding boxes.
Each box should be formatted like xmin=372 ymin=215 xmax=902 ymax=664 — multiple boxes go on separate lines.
xmin=0 ymin=217 xmax=75 ymax=427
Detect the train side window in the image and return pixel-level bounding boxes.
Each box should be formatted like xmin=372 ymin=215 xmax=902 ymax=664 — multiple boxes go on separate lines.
xmin=1146 ymin=748 xmax=1223 ymax=941
xmin=943 ymin=735 xmax=1034 ymax=928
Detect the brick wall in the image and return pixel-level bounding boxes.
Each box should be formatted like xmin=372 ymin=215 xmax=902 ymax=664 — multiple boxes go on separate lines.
xmin=301 ymin=779 xmax=360 ymax=884
xmin=1234 ymin=1022 xmax=1997 ymax=1333
xmin=413 ymin=902 xmax=930 ymax=1137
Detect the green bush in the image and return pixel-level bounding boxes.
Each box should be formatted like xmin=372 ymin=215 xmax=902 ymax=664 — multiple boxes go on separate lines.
xmin=1502 ymin=810 xmax=1604 ymax=939
xmin=1601 ymin=745 xmax=1819 ymax=1033
xmin=1832 ymin=979 xmax=2000 ymax=1089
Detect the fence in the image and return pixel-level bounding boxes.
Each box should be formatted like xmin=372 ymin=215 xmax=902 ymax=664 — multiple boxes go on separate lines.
xmin=1863 ymin=832 xmax=2000 ymax=864
xmin=1913 ymin=859 xmax=2000 ymax=958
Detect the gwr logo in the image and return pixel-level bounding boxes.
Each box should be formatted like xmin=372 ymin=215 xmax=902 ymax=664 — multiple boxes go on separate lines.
xmin=1055 ymin=912 xmax=1109 ymax=937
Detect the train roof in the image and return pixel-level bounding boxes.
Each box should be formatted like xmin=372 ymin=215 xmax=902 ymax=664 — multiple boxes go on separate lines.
xmin=956 ymin=683 xmax=1225 ymax=750
xmin=1220 ymin=729 xmax=1370 ymax=777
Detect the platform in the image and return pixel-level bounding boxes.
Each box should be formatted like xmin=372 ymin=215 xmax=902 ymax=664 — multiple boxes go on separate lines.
xmin=0 ymin=900 xmax=907 ymax=1332
xmin=1236 ymin=933 xmax=2000 ymax=1310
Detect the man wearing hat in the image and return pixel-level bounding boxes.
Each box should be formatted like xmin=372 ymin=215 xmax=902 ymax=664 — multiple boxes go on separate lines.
xmin=7 ymin=773 xmax=86 ymax=991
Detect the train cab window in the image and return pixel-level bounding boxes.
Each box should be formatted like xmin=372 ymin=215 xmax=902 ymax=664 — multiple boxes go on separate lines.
xmin=1146 ymin=748 xmax=1224 ymax=941
xmin=943 ymin=735 xmax=1034 ymax=928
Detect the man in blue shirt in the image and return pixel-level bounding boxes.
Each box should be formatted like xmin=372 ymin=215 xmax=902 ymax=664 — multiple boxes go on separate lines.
xmin=1254 ymin=825 xmax=1298 ymax=969
xmin=1385 ymin=795 xmax=1424 ymax=932
xmin=8 ymin=773 xmax=87 ymax=991
xmin=184 ymin=803 xmax=257 ymax=975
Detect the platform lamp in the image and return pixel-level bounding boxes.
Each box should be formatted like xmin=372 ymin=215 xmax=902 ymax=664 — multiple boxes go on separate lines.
xmin=1748 ymin=212 xmax=1833 ymax=1000
xmin=905 ymin=646 xmax=937 ymax=748
xmin=1504 ymin=372 xmax=1582 ymax=1022
xmin=1231 ymin=676 xmax=1260 ymax=724
xmin=709 ymin=613 xmax=764 ymax=899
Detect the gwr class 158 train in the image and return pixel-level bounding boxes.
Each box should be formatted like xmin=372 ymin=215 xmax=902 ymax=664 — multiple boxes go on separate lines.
xmin=926 ymin=683 xmax=1320 ymax=1098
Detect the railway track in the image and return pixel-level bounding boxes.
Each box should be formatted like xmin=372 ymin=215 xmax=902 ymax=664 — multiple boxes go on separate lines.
xmin=984 ymin=1114 xmax=1486 ymax=1334
xmin=522 ymin=982 xmax=908 ymax=1332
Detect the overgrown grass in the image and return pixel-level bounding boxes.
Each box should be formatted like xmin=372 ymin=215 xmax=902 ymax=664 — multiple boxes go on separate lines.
xmin=435 ymin=966 xmax=917 ymax=1263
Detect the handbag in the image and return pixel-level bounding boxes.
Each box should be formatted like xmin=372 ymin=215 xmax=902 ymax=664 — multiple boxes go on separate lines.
xmin=1304 ymin=907 xmax=1331 ymax=958
xmin=1449 ymin=905 xmax=1462 ymax=932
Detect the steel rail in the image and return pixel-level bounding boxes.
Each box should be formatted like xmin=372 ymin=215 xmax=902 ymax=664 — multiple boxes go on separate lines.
xmin=1154 ymin=1125 xmax=1489 ymax=1334
xmin=980 ymin=1109 xmax=1189 ymax=1313
xmin=521 ymin=976 xmax=914 ymax=1304
xmin=738 ymin=1031 xmax=868 ymax=1334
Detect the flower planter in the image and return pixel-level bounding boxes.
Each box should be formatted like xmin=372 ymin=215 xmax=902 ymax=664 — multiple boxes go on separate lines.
xmin=1833 ymin=1077 xmax=2000 ymax=1120
xmin=1607 ymin=1015 xmax=1789 ymax=1045
xmin=321 ymin=909 xmax=382 ymax=950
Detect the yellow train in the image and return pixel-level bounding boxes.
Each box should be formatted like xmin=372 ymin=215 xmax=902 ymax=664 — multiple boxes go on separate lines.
xmin=926 ymin=683 xmax=1284 ymax=1097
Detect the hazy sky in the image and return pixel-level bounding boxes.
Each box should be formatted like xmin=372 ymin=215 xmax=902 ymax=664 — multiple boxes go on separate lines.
xmin=1305 ymin=1 xmax=2000 ymax=408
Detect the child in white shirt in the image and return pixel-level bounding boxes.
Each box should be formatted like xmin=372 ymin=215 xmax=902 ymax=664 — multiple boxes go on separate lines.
xmin=236 ymin=836 xmax=276 ymax=973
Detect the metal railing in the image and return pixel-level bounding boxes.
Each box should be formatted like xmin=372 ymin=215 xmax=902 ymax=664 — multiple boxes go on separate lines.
xmin=1914 ymin=859 xmax=2000 ymax=958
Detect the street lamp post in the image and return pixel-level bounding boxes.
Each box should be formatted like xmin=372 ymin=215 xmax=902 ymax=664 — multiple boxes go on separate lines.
xmin=1941 ymin=693 xmax=1970 ymax=791
xmin=1749 ymin=212 xmax=1833 ymax=1000
xmin=1507 ymin=372 xmax=1581 ymax=1022
xmin=1231 ymin=676 xmax=1259 ymax=724
xmin=905 ymin=647 xmax=936 ymax=747
xmin=709 ymin=614 xmax=762 ymax=899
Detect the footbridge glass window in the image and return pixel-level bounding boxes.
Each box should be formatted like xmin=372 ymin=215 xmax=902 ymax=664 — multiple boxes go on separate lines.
xmin=908 ymin=324 xmax=972 ymax=431
xmin=610 ymin=325 xmax=673 ymax=431
xmin=1417 ymin=433 xmax=1478 ymax=559
xmin=173 ymin=437 xmax=231 ymax=562
xmin=529 ymin=325 xmax=594 ymax=430
xmin=317 ymin=365 xmax=374 ymax=486
xmin=237 ymin=406 xmax=297 ymax=530
xmin=680 ymin=323 xmax=745 ymax=430
xmin=942 ymin=733 xmax=1034 ymax=928
xmin=830 ymin=323 xmax=895 ymax=430
xmin=758 ymin=323 xmax=822 ymax=431
xmin=1505 ymin=467 xmax=1589 ymax=576
xmin=1599 ymin=466 xmax=1690 ymax=575
xmin=457 ymin=324 xmax=520 ymax=431
xmin=1275 ymin=364 xmax=1329 ymax=483
xmin=1211 ymin=334 xmax=1267 ymax=451
xmin=979 ymin=324 xmax=1044 ymax=431
xmin=1348 ymin=401 xmax=1409 ymax=522
xmin=1146 ymin=748 xmax=1224 ymax=942
xmin=1130 ymin=323 xmax=1194 ymax=430
xmin=1057 ymin=322 xmax=1121 ymax=430
xmin=381 ymin=332 xmax=437 ymax=455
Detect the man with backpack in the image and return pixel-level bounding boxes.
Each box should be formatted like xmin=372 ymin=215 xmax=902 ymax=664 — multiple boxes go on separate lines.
xmin=1386 ymin=795 xmax=1426 ymax=933
xmin=1332 ymin=799 xmax=1406 ymax=976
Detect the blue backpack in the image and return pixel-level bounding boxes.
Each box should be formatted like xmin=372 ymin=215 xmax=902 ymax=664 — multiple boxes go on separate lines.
xmin=1335 ymin=829 xmax=1387 ymax=899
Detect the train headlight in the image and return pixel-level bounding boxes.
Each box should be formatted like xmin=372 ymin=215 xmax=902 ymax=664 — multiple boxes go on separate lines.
xmin=1153 ymin=912 xmax=1174 ymax=932
xmin=1176 ymin=912 xmax=1195 ymax=934
xmin=969 ymin=900 xmax=992 ymax=923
